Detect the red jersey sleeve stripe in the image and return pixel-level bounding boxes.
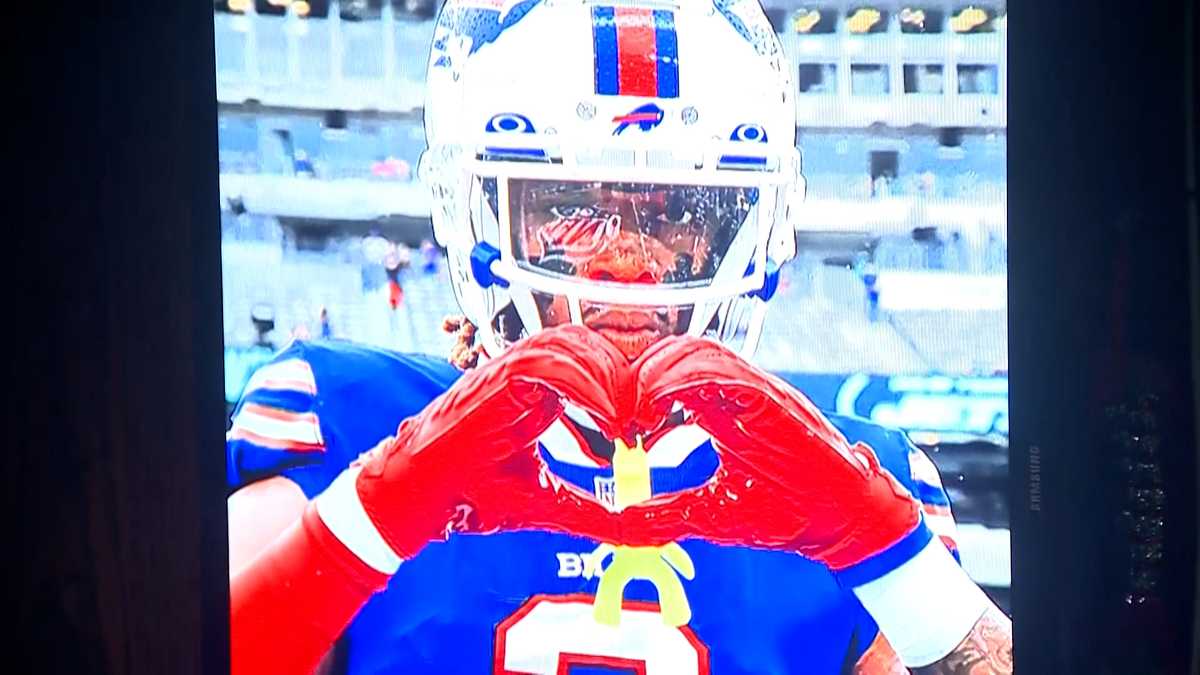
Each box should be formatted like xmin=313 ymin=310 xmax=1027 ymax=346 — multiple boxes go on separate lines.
xmin=922 ymin=505 xmax=959 ymax=544
xmin=230 ymin=402 xmax=325 ymax=452
xmin=239 ymin=402 xmax=321 ymax=427
xmin=228 ymin=426 xmax=326 ymax=453
xmin=922 ymin=503 xmax=952 ymax=518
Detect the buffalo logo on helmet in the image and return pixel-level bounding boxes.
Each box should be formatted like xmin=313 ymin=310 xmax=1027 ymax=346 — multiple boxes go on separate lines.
xmin=611 ymin=102 xmax=665 ymax=136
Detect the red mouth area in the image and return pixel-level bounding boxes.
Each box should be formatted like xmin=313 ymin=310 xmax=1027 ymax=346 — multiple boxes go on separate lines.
xmin=582 ymin=307 xmax=670 ymax=360
xmin=578 ymin=305 xmax=667 ymax=331
xmin=584 ymin=311 xmax=661 ymax=333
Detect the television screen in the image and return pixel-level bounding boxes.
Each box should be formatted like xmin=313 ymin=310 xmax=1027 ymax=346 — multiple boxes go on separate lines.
xmin=217 ymin=2 xmax=1011 ymax=673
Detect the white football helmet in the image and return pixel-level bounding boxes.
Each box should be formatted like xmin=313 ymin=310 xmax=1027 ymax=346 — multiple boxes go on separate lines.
xmin=419 ymin=0 xmax=803 ymax=361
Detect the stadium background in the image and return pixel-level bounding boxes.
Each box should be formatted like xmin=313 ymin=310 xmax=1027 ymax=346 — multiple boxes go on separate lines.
xmin=213 ymin=0 xmax=1010 ymax=613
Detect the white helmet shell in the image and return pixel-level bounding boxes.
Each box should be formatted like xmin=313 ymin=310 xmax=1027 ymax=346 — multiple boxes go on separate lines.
xmin=420 ymin=0 xmax=803 ymax=359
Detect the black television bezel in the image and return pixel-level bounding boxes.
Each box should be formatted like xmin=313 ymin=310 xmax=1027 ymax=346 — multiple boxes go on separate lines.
xmin=10 ymin=1 xmax=1199 ymax=673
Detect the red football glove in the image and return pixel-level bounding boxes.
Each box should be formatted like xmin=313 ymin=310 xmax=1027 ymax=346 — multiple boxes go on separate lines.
xmin=354 ymin=323 xmax=633 ymax=557
xmin=232 ymin=325 xmax=635 ymax=675
xmin=626 ymin=335 xmax=924 ymax=571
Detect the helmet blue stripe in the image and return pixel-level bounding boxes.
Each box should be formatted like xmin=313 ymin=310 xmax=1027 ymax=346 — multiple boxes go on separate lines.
xmin=653 ymin=9 xmax=679 ymax=98
xmin=592 ymin=6 xmax=620 ymax=95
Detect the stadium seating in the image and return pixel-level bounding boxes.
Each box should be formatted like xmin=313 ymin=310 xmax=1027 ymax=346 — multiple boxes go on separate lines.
xmin=221 ymin=219 xmax=1008 ymax=378
xmin=221 ymin=219 xmax=458 ymax=356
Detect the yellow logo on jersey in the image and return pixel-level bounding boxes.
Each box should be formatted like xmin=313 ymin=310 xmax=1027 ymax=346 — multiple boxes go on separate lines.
xmin=589 ymin=437 xmax=695 ymax=628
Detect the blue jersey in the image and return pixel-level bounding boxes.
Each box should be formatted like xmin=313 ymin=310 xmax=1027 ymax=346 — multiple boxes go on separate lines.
xmin=227 ymin=340 xmax=962 ymax=674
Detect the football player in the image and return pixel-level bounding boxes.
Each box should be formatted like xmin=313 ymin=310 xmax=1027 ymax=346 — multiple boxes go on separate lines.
xmin=227 ymin=1 xmax=1013 ymax=673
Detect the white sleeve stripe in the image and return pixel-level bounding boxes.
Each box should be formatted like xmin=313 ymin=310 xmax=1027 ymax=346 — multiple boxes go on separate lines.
xmin=852 ymin=539 xmax=990 ymax=668
xmin=231 ymin=405 xmax=324 ymax=447
xmin=909 ymin=450 xmax=945 ymax=487
xmin=244 ymin=359 xmax=318 ymax=396
xmin=240 ymin=401 xmax=320 ymax=423
xmin=925 ymin=513 xmax=959 ymax=538
xmin=314 ymin=467 xmax=402 ymax=575
xmin=228 ymin=427 xmax=325 ymax=453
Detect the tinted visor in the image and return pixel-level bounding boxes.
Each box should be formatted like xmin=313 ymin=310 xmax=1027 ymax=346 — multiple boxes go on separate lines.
xmin=490 ymin=179 xmax=759 ymax=288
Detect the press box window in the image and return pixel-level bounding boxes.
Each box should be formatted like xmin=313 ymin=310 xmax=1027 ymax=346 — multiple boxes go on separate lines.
xmin=846 ymin=8 xmax=890 ymax=34
xmin=903 ymin=64 xmax=944 ymax=94
xmin=851 ymin=64 xmax=890 ymax=95
xmin=395 ymin=0 xmax=437 ymax=20
xmin=949 ymin=6 xmax=998 ymax=33
xmin=798 ymin=64 xmax=838 ymax=94
xmin=252 ymin=0 xmax=287 ymax=16
xmin=240 ymin=0 xmax=329 ymax=16
xmin=764 ymin=8 xmax=789 ymax=33
xmin=957 ymin=64 xmax=999 ymax=94
xmin=899 ymin=8 xmax=945 ymax=33
xmin=340 ymin=0 xmax=382 ymax=21
xmin=870 ymin=151 xmax=899 ymax=181
xmin=792 ymin=7 xmax=837 ymax=34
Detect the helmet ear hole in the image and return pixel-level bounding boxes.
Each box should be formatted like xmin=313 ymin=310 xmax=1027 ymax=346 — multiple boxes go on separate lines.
xmin=492 ymin=302 xmax=525 ymax=343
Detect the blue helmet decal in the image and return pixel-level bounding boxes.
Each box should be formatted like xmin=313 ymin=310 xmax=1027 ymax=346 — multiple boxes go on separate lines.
xmin=486 ymin=113 xmax=537 ymax=134
xmin=730 ymin=123 xmax=768 ymax=143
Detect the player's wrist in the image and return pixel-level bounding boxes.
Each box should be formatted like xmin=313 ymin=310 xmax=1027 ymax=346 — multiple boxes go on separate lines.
xmin=849 ymin=537 xmax=990 ymax=668
xmin=315 ymin=466 xmax=404 ymax=574
xmin=825 ymin=516 xmax=933 ymax=585
xmin=804 ymin=455 xmax=927 ymax=572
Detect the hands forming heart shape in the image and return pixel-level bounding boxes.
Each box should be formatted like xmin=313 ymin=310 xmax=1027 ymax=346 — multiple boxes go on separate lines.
xmin=358 ymin=324 xmax=923 ymax=572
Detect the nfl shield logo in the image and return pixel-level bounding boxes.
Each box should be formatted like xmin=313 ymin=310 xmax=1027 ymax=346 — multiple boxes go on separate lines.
xmin=594 ymin=476 xmax=617 ymax=508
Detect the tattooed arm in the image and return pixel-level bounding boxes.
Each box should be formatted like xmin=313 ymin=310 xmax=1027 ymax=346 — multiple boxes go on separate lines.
xmin=854 ymin=607 xmax=1013 ymax=675
xmin=852 ymin=632 xmax=910 ymax=675
xmin=914 ymin=606 xmax=1013 ymax=674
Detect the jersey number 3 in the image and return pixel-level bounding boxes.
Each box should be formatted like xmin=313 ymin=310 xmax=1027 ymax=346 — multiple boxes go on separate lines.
xmin=494 ymin=594 xmax=710 ymax=674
